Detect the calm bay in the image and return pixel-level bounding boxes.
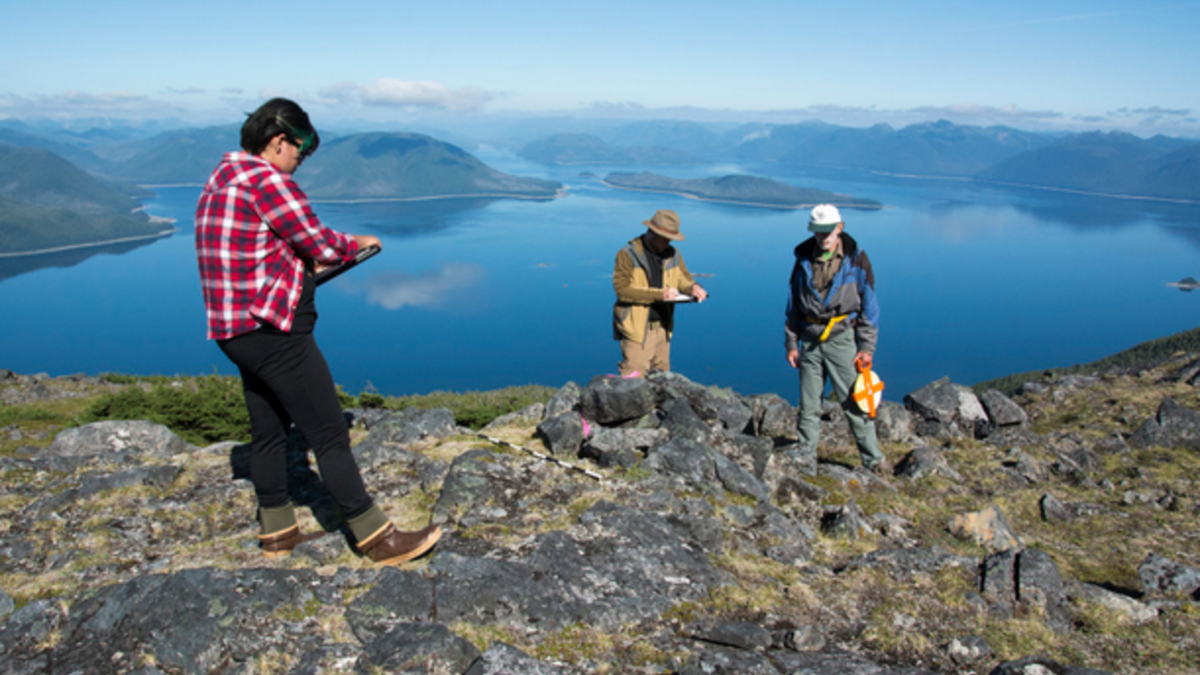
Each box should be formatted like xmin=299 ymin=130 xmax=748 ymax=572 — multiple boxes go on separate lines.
xmin=2 ymin=150 xmax=1198 ymax=403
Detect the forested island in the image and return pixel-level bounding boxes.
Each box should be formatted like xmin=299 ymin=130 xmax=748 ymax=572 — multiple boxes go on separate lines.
xmin=603 ymin=171 xmax=882 ymax=210
xmin=0 ymin=146 xmax=173 ymax=257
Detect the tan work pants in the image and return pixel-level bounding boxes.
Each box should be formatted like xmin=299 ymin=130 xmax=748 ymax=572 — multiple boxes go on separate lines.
xmin=618 ymin=323 xmax=670 ymax=377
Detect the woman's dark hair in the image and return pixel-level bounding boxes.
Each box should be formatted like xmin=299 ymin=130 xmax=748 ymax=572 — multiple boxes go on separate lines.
xmin=240 ymin=98 xmax=320 ymax=156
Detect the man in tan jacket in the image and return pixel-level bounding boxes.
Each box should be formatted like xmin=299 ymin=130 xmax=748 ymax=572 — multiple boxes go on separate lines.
xmin=612 ymin=209 xmax=708 ymax=376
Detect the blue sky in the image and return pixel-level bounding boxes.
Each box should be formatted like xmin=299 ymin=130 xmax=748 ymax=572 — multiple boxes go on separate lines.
xmin=2 ymin=0 xmax=1198 ymax=135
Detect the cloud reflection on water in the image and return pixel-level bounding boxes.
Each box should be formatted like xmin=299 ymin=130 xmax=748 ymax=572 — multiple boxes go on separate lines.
xmin=349 ymin=262 xmax=485 ymax=311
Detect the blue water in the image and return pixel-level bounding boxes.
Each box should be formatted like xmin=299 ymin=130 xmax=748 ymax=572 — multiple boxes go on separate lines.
xmin=2 ymin=151 xmax=1199 ymax=403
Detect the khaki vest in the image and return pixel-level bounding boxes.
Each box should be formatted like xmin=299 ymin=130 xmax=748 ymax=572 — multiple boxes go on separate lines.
xmin=613 ymin=238 xmax=691 ymax=343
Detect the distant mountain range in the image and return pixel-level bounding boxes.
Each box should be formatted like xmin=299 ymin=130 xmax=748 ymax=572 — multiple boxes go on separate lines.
xmin=603 ymin=172 xmax=881 ymax=210
xmin=519 ymin=120 xmax=1200 ymax=202
xmin=0 ymin=145 xmax=171 ymax=256
xmin=4 ymin=115 xmax=1199 ymax=257
xmin=977 ymin=131 xmax=1200 ymax=201
xmin=519 ymin=133 xmax=703 ymax=165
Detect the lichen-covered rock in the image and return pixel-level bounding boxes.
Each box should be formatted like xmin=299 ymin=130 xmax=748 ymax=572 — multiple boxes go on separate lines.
xmin=895 ymin=446 xmax=962 ymax=481
xmin=659 ymin=395 xmax=712 ymax=445
xmin=1138 ymin=552 xmax=1200 ymax=599
xmin=579 ymin=427 xmax=667 ymax=466
xmin=989 ymin=655 xmax=1113 ymax=675
xmin=822 ymin=502 xmax=873 ymax=539
xmin=979 ymin=389 xmax=1029 ymax=427
xmin=905 ymin=377 xmax=961 ymax=425
xmin=431 ymin=500 xmax=731 ymax=632
xmin=949 ymin=505 xmax=1022 ymax=552
xmin=543 ymin=381 xmax=582 ymax=419
xmin=359 ymin=621 xmax=479 ymax=674
xmin=1063 ymin=580 xmax=1157 ymax=624
xmin=464 ymin=642 xmax=565 ymax=675
xmin=45 ymin=420 xmax=192 ymax=458
xmin=946 ymin=635 xmax=992 ymax=666
xmin=54 ymin=568 xmax=333 ymax=675
xmin=537 ymin=411 xmax=585 ymax=457
xmin=1016 ymin=547 xmax=1072 ymax=632
xmin=841 ymin=546 xmax=977 ymax=581
xmin=875 ymin=401 xmax=913 ymax=443
xmin=365 ymin=407 xmax=458 ymax=446
xmin=743 ymin=393 xmax=795 ymax=439
xmin=644 ymin=436 xmax=717 ymax=491
xmin=482 ymin=402 xmax=545 ymax=431
xmin=692 ymin=619 xmax=773 ymax=651
xmin=344 ymin=567 xmax=435 ymax=644
xmin=580 ymin=375 xmax=657 ymax=425
xmin=431 ymin=449 xmax=538 ymax=526
xmin=1129 ymin=397 xmax=1200 ymax=451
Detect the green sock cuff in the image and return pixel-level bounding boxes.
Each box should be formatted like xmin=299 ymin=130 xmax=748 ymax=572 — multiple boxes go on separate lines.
xmin=258 ymin=504 xmax=296 ymax=535
xmin=347 ymin=505 xmax=389 ymax=543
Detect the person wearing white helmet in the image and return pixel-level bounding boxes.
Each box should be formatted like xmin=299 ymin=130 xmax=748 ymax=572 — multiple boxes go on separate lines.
xmin=785 ymin=204 xmax=886 ymax=474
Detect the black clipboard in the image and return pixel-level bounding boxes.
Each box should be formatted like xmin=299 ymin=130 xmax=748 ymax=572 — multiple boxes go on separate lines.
xmin=313 ymin=245 xmax=381 ymax=287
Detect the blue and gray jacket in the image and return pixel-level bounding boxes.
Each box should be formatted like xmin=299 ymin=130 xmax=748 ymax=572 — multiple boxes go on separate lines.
xmin=785 ymin=232 xmax=879 ymax=354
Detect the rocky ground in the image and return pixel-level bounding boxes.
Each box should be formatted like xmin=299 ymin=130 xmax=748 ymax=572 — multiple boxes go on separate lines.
xmin=1 ymin=358 xmax=1198 ymax=675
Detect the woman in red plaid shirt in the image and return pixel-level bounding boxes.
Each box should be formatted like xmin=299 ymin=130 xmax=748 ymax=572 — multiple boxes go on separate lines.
xmin=195 ymin=98 xmax=440 ymax=565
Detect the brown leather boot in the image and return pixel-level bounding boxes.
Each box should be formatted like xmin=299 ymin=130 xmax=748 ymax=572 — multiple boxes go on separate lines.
xmin=258 ymin=524 xmax=326 ymax=559
xmin=357 ymin=522 xmax=442 ymax=565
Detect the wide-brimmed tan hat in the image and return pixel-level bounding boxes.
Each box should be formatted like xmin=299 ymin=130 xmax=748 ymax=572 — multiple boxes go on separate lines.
xmin=643 ymin=209 xmax=685 ymax=241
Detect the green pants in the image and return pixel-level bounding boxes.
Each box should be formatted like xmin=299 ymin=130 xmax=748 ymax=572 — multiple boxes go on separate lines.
xmin=797 ymin=329 xmax=883 ymax=468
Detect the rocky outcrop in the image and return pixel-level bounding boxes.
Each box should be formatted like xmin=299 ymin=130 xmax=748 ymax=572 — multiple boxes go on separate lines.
xmin=2 ymin=365 xmax=1196 ymax=675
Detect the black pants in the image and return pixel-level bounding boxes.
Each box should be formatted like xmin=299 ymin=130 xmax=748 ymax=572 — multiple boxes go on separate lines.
xmin=219 ymin=330 xmax=373 ymax=519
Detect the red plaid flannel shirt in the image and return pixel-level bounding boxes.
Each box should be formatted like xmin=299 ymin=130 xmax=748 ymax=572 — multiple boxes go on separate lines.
xmin=195 ymin=152 xmax=359 ymax=340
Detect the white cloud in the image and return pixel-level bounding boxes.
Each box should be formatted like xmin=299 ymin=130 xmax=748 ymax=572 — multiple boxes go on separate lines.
xmin=354 ymin=263 xmax=485 ymax=311
xmin=318 ymin=78 xmax=496 ymax=113
xmin=0 ymin=91 xmax=181 ymax=118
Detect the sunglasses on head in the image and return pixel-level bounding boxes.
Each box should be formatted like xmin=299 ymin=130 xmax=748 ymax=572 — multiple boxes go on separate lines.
xmin=276 ymin=117 xmax=316 ymax=157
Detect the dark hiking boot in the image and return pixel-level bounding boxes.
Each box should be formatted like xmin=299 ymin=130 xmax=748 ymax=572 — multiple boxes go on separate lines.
xmin=258 ymin=524 xmax=326 ymax=559
xmin=358 ymin=522 xmax=442 ymax=565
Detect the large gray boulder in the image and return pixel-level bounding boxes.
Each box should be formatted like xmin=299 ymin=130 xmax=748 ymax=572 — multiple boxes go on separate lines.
xmin=904 ymin=377 xmax=988 ymax=438
xmin=580 ymin=427 xmax=668 ymax=468
xmin=1128 ymin=397 xmax=1200 ymax=450
xmin=580 ymin=375 xmax=657 ymax=425
xmin=647 ymin=371 xmax=753 ymax=433
xmin=979 ymin=389 xmax=1029 ymax=427
xmin=1138 ymin=551 xmax=1200 ymax=599
xmin=543 ymin=381 xmax=582 ymax=419
xmin=1016 ymin=548 xmax=1072 ymax=632
xmin=536 ymin=411 xmax=585 ymax=457
xmin=874 ymin=401 xmax=913 ymax=443
xmin=45 ymin=420 xmax=191 ymax=458
xmin=743 ymin=393 xmax=795 ymax=439
xmin=365 ymin=407 xmax=458 ymax=446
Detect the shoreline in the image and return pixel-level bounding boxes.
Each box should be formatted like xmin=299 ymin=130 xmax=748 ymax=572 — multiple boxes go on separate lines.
xmin=138 ymin=185 xmax=567 ymax=204
xmin=863 ymin=169 xmax=1200 ymax=206
xmin=600 ymin=181 xmax=884 ymax=210
xmin=310 ymin=189 xmax=566 ymax=204
xmin=0 ymin=228 xmax=178 ymax=259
